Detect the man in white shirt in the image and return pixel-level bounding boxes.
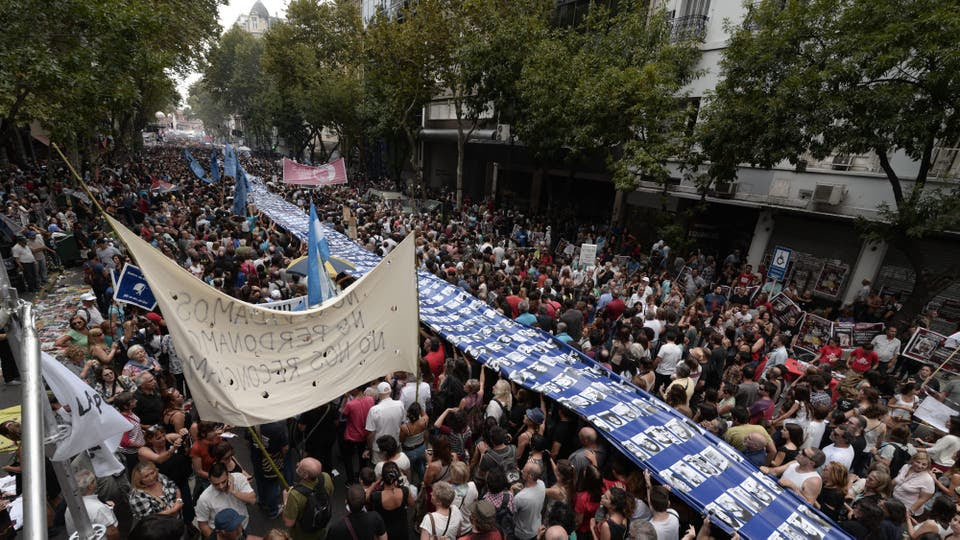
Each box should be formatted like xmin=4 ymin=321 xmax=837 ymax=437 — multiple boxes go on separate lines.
xmin=365 ymin=381 xmax=405 ymax=464
xmin=513 ymin=462 xmax=546 ymax=540
xmin=820 ymin=425 xmax=855 ymax=472
xmin=65 ymin=469 xmax=120 ymax=540
xmin=77 ymin=293 xmax=105 ymax=329
xmin=195 ymin=462 xmax=256 ymax=538
xmin=399 ymin=372 xmax=430 ymax=411
xmin=763 ymin=335 xmax=789 ymax=379
xmin=654 ymin=332 xmax=683 ymax=394
xmin=872 ymin=325 xmax=901 ymax=374
xmin=11 ymin=235 xmax=38 ymax=292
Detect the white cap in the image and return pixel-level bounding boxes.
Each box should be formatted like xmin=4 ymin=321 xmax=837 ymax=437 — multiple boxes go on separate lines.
xmin=80 ymin=292 xmax=96 ymax=301
xmin=641 ymin=277 xmax=650 ymax=282
xmin=377 ymin=381 xmax=392 ymax=394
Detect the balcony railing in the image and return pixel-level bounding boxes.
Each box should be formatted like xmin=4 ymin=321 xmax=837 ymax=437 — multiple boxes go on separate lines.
xmin=670 ymin=15 xmax=709 ymax=42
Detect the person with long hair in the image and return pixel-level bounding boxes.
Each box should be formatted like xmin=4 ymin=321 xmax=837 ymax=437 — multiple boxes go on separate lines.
xmin=485 ymin=379 xmax=512 ymax=425
xmin=449 ymin=461 xmax=479 ymax=534
xmin=772 ymin=383 xmax=813 ymax=427
xmin=848 ymin=465 xmax=894 ymax=509
xmin=128 ymin=461 xmax=183 ymax=521
xmin=160 ymin=387 xmax=190 ymax=434
xmin=591 ymin=486 xmax=635 ymax=540
xmin=817 ymin=462 xmax=850 ymax=521
xmin=400 ymin=401 xmax=429 ymax=483
xmin=367 ymin=461 xmax=414 ymax=540
xmin=87 ymin=327 xmax=119 ymax=369
xmin=545 ymin=459 xmax=576 ymax=507
xmin=138 ymin=424 xmax=194 ymax=523
xmin=115 ymin=392 xmax=145 ymax=472
xmin=840 ymin=498 xmax=885 ymax=540
xmin=423 ymin=436 xmax=455 ymax=513
xmin=92 ymin=365 xmax=135 ymax=404
xmin=54 ymin=315 xmax=89 ymax=349
xmin=771 ymin=424 xmax=805 ymax=467
xmin=935 ymin=451 xmax=960 ymax=499
xmin=907 ymin=496 xmax=956 ymax=538
xmin=574 ymin=464 xmax=603 ymax=535
xmin=189 ymin=421 xmax=223 ymax=483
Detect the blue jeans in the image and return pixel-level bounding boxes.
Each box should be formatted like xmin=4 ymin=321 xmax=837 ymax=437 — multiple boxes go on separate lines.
xmin=404 ymin=443 xmax=426 ymax=483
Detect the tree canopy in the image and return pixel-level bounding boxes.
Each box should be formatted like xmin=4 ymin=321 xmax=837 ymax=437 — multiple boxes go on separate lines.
xmin=698 ymin=0 xmax=960 ymax=322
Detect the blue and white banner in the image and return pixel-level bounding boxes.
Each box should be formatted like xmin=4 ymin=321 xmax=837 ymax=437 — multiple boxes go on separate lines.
xmin=246 ymin=178 xmax=849 ymax=540
xmin=183 ymin=149 xmax=207 ymax=182
xmin=114 ymin=263 xmax=157 ymax=310
xmin=224 ymin=143 xmax=237 ymax=180
xmin=210 ymin=148 xmax=220 ymax=183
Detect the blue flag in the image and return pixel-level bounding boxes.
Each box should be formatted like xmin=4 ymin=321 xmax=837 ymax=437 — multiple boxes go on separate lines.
xmin=113 ymin=264 xmax=157 ymax=311
xmin=224 ymin=143 xmax=236 ymax=179
xmin=183 ymin=149 xmax=208 ymax=182
xmin=210 ymin=148 xmax=220 ymax=183
xmin=307 ymin=203 xmax=336 ymax=306
xmin=233 ymin=155 xmax=247 ymax=216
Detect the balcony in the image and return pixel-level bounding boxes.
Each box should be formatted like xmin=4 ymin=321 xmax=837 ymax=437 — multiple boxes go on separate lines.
xmin=670 ymin=15 xmax=709 ymax=42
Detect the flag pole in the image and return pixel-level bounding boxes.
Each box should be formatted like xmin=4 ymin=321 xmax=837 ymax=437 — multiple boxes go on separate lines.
xmin=414 ymin=231 xmax=423 ymax=405
xmin=922 ymin=347 xmax=960 ymax=390
xmin=246 ymin=426 xmax=290 ymax=490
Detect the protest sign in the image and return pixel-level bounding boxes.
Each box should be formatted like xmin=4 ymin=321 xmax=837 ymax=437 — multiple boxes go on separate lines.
xmin=109 ymin=215 xmax=419 ymax=426
xmin=796 ymin=314 xmax=834 ymax=355
xmin=114 ymin=263 xmax=157 ymax=310
xmin=769 ymin=293 xmax=803 ymax=327
xmin=904 ymin=328 xmax=960 ymax=374
xmin=814 ymin=261 xmax=849 ymax=299
xmin=263 ymin=295 xmax=308 ymax=312
xmin=282 ymin=157 xmax=348 ymax=186
xmin=579 ymin=243 xmax=597 ymax=267
xmin=833 ymin=322 xmax=884 ymax=349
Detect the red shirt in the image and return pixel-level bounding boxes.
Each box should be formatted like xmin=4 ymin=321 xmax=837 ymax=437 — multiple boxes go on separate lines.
xmin=505 ymin=295 xmax=522 ymax=319
xmin=606 ymin=298 xmax=626 ymax=320
xmin=574 ymin=491 xmax=600 ymax=533
xmin=737 ymin=272 xmax=754 ymax=287
xmin=817 ymin=345 xmax=843 ymax=366
xmin=342 ymin=395 xmax=374 ymax=442
xmin=425 ymin=348 xmax=446 ymax=384
xmin=848 ymin=348 xmax=878 ymax=373
xmin=189 ymin=436 xmax=223 ymax=474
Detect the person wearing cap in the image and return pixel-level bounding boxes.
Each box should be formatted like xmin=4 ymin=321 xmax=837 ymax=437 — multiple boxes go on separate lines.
xmin=210 ymin=508 xmax=250 ymax=540
xmin=10 ymin=234 xmax=38 ymax=292
xmin=460 ymin=499 xmax=503 ymax=539
xmin=77 ymin=292 xmax=106 ymax=329
xmin=365 ymin=381 xmax=405 ymax=464
xmin=516 ymin=396 xmax=547 ymax=459
xmin=26 ymin=229 xmax=54 ymax=283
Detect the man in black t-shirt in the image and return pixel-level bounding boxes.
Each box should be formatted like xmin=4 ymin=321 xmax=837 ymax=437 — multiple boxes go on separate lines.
xmin=327 ymin=485 xmax=387 ymax=540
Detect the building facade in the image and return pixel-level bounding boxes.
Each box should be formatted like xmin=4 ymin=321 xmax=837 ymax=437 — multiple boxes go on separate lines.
xmin=234 ymin=1 xmax=279 ymax=37
xmin=412 ymin=0 xmax=959 ymax=331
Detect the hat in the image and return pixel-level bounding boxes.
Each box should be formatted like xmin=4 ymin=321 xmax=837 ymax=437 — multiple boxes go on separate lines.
xmin=468 ymin=499 xmax=496 ymax=526
xmin=641 ymin=276 xmax=650 ymax=282
xmin=25 ymin=231 xmax=36 ymax=238
xmin=213 ymin=508 xmax=244 ymax=531
xmin=377 ymin=381 xmax=392 ymax=395
xmin=271 ymin=290 xmax=282 ymax=299
xmin=146 ymin=312 xmax=163 ymax=324
xmin=96 ymin=237 xmax=107 ymax=244
xmin=80 ymin=292 xmax=96 ymax=302
xmin=526 ymin=408 xmax=545 ymax=425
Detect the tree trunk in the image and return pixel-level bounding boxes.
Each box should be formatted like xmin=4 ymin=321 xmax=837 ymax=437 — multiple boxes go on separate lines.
xmin=892 ymin=238 xmax=956 ymax=326
xmin=456 ymin=135 xmax=465 ymax=210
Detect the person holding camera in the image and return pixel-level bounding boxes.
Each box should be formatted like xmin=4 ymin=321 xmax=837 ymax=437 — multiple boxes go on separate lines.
xmin=138 ymin=424 xmax=194 ymax=524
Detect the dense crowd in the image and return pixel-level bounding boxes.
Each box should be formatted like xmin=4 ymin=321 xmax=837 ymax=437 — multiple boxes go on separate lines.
xmin=1 ymin=144 xmax=959 ymax=540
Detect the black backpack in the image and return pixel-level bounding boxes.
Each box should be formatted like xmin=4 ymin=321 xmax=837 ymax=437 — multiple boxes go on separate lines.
xmin=293 ymin=473 xmax=332 ymax=532
xmin=494 ymin=494 xmax=515 ymax=540
xmin=880 ymin=442 xmax=911 ymax=478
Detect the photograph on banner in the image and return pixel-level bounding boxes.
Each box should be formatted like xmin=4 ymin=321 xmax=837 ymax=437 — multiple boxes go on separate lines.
xmin=769 ymin=292 xmax=803 ymax=327
xmin=554 ymin=238 xmax=570 ymax=255
xmin=813 ymin=261 xmax=849 ymax=298
xmin=788 ymin=253 xmax=825 ymax=293
xmin=903 ymin=327 xmax=960 ymax=374
xmin=796 ymin=314 xmax=835 ymax=354
xmin=832 ymin=322 xmax=884 ymax=349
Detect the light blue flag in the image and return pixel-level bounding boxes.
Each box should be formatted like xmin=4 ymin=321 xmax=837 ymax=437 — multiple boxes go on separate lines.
xmin=183 ymin=149 xmax=207 ymax=181
xmin=224 ymin=143 xmax=236 ymax=179
xmin=307 ymin=203 xmax=336 ymax=306
xmin=210 ymin=148 xmax=220 ymax=183
xmin=233 ymin=155 xmax=247 ymax=216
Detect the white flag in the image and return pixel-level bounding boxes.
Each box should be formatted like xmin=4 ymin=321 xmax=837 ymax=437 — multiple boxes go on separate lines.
xmin=41 ymin=353 xmax=132 ymax=461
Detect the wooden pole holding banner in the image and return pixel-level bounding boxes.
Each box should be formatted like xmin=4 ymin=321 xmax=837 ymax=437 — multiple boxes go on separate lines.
xmin=922 ymin=346 xmax=960 ymax=392
xmin=247 ymin=426 xmax=290 ymax=490
xmin=414 ymin=231 xmax=423 ymax=405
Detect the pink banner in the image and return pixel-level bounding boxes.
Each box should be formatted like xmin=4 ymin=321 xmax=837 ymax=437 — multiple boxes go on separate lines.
xmin=282 ymin=157 xmax=348 ymax=186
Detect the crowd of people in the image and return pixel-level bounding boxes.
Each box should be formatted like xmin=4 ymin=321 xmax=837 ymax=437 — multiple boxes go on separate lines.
xmin=1 ymin=143 xmax=959 ymax=540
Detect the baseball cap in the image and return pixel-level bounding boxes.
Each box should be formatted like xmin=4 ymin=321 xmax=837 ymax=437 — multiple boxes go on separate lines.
xmin=146 ymin=312 xmax=163 ymax=325
xmin=25 ymin=231 xmax=36 ymax=238
xmin=526 ymin=408 xmax=545 ymax=425
xmin=377 ymin=381 xmax=392 ymax=394
xmin=213 ymin=508 xmax=244 ymax=531
xmin=469 ymin=499 xmax=496 ymax=524
xmin=80 ymin=292 xmax=96 ymax=302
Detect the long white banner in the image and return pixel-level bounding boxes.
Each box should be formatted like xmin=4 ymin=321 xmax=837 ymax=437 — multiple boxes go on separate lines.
xmin=109 ymin=216 xmax=419 ymax=425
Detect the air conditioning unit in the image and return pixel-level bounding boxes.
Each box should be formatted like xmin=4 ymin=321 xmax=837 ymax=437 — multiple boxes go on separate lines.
xmin=494 ymin=124 xmax=511 ymax=142
xmin=812 ymin=183 xmax=845 ymax=205
xmin=713 ymin=181 xmax=739 ymax=197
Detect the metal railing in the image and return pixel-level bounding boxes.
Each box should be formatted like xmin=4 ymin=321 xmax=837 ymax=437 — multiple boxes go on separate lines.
xmin=670 ymin=14 xmax=709 ymax=42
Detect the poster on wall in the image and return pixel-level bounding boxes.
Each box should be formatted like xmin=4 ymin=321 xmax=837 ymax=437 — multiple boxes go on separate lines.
xmin=788 ymin=253 xmax=825 ymax=293
xmin=813 ymin=261 xmax=849 ymax=299
xmin=903 ymin=328 xmax=960 ymax=374
xmin=796 ymin=314 xmax=835 ymax=355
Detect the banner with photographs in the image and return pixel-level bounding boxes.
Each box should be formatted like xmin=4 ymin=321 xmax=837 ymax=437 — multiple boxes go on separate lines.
xmin=717 ymin=285 xmax=761 ymax=306
xmin=903 ymin=328 xmax=960 ymax=374
xmin=795 ymin=314 xmax=835 ymax=355
xmin=832 ymin=322 xmax=884 ymax=350
xmin=769 ymin=293 xmax=803 ymax=327
xmin=248 ymin=178 xmax=850 ymax=540
xmin=814 ymin=261 xmax=850 ymax=299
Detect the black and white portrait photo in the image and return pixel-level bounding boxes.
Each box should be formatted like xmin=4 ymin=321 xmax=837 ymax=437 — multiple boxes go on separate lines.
xmin=664 ymin=419 xmax=695 ymax=442
xmin=669 ymin=460 xmax=707 ymax=487
xmin=713 ymin=493 xmax=754 ymax=527
xmin=659 ymin=469 xmax=694 ymax=493
xmin=698 ymin=447 xmax=730 ymax=473
xmin=739 ymin=477 xmax=776 ymax=506
xmin=786 ymin=512 xmax=826 ymax=540
xmin=630 ymin=433 xmax=665 ymax=455
xmin=685 ymin=453 xmax=723 ymax=477
xmin=622 ymin=440 xmax=652 ymax=461
xmin=727 ymin=487 xmax=764 ymax=514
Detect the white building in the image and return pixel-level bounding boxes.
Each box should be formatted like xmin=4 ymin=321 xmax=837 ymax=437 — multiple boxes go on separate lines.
xmin=410 ymin=0 xmax=958 ymax=330
xmin=234 ymin=1 xmax=279 ymax=37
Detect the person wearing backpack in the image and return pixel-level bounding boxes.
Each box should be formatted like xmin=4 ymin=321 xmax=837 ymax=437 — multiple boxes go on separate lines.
xmin=876 ymin=425 xmax=916 ymax=479
xmin=282 ymin=457 xmax=334 ymax=540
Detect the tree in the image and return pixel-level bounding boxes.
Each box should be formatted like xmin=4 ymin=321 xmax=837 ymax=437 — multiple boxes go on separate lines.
xmin=698 ymin=0 xmax=960 ymax=324
xmin=363 ymin=0 xmax=447 ymax=199
xmin=513 ymin=1 xmax=701 ymax=194
xmin=433 ymin=0 xmax=553 ymax=208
